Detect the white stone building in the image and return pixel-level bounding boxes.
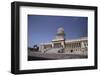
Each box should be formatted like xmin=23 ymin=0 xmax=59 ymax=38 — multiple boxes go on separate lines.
xmin=39 ymin=27 xmax=88 ymax=55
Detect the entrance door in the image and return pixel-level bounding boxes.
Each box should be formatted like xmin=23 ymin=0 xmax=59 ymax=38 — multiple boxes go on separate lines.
xmin=54 ymin=43 xmax=62 ymax=48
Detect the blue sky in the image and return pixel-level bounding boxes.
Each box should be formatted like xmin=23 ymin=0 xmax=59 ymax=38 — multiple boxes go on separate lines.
xmin=28 ymin=15 xmax=88 ymax=48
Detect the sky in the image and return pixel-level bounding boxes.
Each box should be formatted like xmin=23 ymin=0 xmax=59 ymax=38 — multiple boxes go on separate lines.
xmin=28 ymin=15 xmax=88 ymax=48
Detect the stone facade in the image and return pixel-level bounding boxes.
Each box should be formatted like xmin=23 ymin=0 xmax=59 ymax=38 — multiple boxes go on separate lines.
xmin=39 ymin=27 xmax=88 ymax=55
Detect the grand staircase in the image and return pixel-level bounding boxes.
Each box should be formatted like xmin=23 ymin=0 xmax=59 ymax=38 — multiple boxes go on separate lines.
xmin=45 ymin=48 xmax=62 ymax=53
xmin=28 ymin=48 xmax=87 ymax=60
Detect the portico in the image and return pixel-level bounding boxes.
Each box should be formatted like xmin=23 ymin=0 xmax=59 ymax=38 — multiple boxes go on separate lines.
xmin=39 ymin=27 xmax=88 ymax=55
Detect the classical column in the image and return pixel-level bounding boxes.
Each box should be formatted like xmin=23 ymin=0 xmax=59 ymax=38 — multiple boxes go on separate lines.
xmin=81 ymin=42 xmax=85 ymax=48
xmin=61 ymin=41 xmax=65 ymax=48
xmin=52 ymin=43 xmax=54 ymax=48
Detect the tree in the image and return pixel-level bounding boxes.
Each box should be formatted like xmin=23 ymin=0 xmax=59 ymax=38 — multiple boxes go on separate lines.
xmin=33 ymin=45 xmax=39 ymax=52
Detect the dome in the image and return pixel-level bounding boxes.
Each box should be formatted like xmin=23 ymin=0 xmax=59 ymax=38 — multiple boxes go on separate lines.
xmin=57 ymin=27 xmax=65 ymax=35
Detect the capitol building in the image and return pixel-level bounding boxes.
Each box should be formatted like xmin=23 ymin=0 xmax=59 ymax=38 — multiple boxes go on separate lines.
xmin=28 ymin=27 xmax=88 ymax=60
xmin=38 ymin=27 xmax=88 ymax=55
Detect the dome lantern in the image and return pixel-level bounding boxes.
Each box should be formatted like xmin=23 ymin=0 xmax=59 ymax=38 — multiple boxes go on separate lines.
xmin=57 ymin=27 xmax=65 ymax=35
xmin=56 ymin=27 xmax=65 ymax=40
